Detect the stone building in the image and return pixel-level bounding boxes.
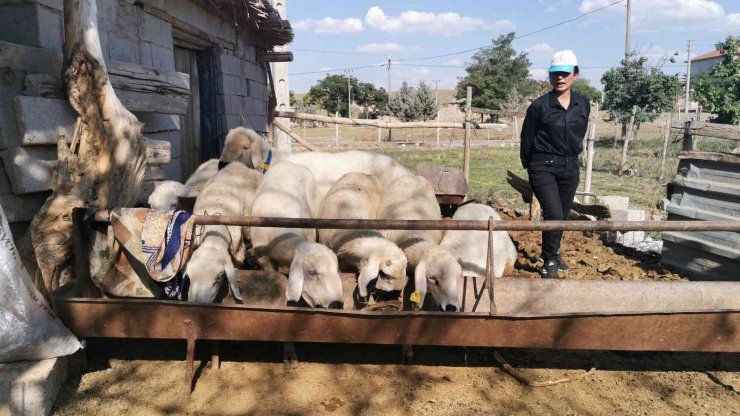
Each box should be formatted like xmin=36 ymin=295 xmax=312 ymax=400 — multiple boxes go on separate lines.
xmin=0 ymin=0 xmax=292 ymax=236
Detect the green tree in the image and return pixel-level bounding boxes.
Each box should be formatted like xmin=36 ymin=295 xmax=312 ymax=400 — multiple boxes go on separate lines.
xmin=455 ymin=32 xmax=532 ymax=112
xmin=601 ymin=55 xmax=681 ymax=172
xmin=354 ymin=81 xmax=388 ymax=119
xmin=694 ymin=36 xmax=740 ymax=124
xmin=387 ymin=81 xmax=416 ymax=121
xmin=412 ymin=80 xmax=439 ymax=121
xmin=304 ymin=75 xmax=388 ymax=117
xmin=572 ymin=78 xmax=602 ymax=103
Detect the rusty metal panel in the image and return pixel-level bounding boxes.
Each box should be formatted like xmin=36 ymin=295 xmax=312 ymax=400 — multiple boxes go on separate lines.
xmin=51 ymin=298 xmax=740 ymax=352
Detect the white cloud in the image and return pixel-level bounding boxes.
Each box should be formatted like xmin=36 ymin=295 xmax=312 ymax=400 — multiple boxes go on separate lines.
xmin=578 ymin=0 xmax=738 ymax=31
xmin=526 ymin=43 xmax=554 ymax=54
xmin=729 ymin=13 xmax=740 ymax=26
xmin=447 ymin=59 xmax=464 ymax=66
xmin=318 ymin=66 xmax=333 ymax=72
xmin=294 ymin=17 xmax=364 ymax=34
xmin=356 ymin=43 xmax=406 ymax=53
xmin=365 ymin=6 xmax=515 ymax=36
xmin=529 ymin=68 xmax=550 ymax=80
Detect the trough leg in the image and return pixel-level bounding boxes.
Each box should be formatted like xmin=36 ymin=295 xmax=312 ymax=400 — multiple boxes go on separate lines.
xmin=211 ymin=341 xmax=220 ymax=370
xmin=183 ymin=319 xmax=196 ymax=392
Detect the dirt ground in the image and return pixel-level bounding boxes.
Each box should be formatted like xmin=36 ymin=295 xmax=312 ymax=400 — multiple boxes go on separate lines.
xmin=52 ymin=209 xmax=737 ymax=416
xmin=499 ymin=209 xmax=685 ymax=282
xmin=54 ymin=340 xmax=739 ymax=416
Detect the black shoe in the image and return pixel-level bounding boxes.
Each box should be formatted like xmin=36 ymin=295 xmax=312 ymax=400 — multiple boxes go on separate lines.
xmin=540 ymin=260 xmax=560 ymax=279
xmin=556 ymin=256 xmax=570 ymax=272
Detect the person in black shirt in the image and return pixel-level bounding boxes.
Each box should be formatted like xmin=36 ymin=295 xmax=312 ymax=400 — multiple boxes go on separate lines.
xmin=520 ymin=50 xmax=590 ymax=279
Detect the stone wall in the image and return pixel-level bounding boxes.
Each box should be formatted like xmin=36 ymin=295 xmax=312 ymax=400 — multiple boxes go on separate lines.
xmin=0 ymin=0 xmax=270 ymax=228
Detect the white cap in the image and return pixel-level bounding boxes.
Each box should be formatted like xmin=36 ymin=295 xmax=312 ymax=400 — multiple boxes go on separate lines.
xmin=549 ymin=50 xmax=578 ymax=73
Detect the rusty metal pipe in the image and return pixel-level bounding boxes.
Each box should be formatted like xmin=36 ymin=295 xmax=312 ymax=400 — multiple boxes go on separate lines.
xmin=92 ymin=210 xmax=740 ymax=232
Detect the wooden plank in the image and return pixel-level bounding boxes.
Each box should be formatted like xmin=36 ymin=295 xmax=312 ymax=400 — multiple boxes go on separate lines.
xmin=116 ymin=90 xmax=188 ymax=115
xmin=671 ymin=121 xmax=740 ymax=142
xmin=143 ymin=138 xmax=171 ymax=164
xmin=272 ymin=120 xmax=318 ymax=151
xmin=678 ymin=151 xmax=740 ymax=165
xmin=470 ymin=107 xmax=525 ymax=117
xmin=258 ymin=51 xmax=294 ymax=63
xmin=273 ymin=111 xmax=507 ymax=129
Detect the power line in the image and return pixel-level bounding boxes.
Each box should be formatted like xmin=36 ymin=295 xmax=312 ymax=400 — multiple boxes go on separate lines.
xmin=395 ymin=0 xmax=626 ymax=62
xmin=292 ymin=48 xmax=389 ymax=57
xmin=290 ymin=63 xmax=386 ymax=76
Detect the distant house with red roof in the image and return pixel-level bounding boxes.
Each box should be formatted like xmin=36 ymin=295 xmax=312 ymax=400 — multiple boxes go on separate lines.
xmin=691 ymin=49 xmax=739 ymax=76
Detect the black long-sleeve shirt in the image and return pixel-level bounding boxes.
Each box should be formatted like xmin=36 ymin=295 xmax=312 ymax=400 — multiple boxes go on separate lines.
xmin=520 ymin=90 xmax=590 ymax=171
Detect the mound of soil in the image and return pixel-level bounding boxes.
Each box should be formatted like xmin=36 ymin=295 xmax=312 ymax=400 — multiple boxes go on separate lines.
xmin=497 ymin=210 xmax=686 ymax=281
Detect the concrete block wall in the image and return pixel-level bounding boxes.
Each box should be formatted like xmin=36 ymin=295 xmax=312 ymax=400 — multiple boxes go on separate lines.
xmin=216 ymin=47 xmax=269 ymax=135
xmin=0 ymin=0 xmax=271 ymax=229
xmin=0 ymin=0 xmax=64 ymax=52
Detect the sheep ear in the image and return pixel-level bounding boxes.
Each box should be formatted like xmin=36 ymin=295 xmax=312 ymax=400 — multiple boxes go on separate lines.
xmin=286 ymin=256 xmax=305 ymax=303
xmin=413 ymin=262 xmax=427 ymax=308
xmin=224 ymin=260 xmax=242 ymax=301
xmin=357 ymin=257 xmax=380 ymax=298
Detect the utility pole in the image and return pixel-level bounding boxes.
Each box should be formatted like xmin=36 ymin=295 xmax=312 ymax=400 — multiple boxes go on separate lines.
xmin=387 ymin=56 xmax=392 ymax=94
xmin=685 ymin=40 xmax=693 ymax=116
xmin=433 ymin=79 xmax=441 ymax=146
xmin=624 ymin=0 xmax=632 ymax=58
xmin=344 ymin=69 xmax=353 ymax=118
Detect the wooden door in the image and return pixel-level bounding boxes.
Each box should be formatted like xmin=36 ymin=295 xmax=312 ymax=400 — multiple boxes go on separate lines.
xmin=174 ymin=46 xmax=201 ymax=179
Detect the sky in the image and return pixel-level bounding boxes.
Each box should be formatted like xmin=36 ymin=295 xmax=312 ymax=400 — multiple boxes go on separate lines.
xmin=284 ymin=0 xmax=740 ymax=94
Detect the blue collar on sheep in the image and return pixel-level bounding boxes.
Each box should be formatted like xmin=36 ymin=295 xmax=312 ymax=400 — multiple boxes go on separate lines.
xmin=258 ymin=149 xmax=273 ymax=174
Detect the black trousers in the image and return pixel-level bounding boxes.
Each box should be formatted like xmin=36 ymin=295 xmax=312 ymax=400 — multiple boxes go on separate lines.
xmin=528 ymin=168 xmax=580 ymax=261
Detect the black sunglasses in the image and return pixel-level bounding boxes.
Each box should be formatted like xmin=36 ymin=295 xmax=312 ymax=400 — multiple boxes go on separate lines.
xmin=550 ymin=71 xmax=572 ymax=77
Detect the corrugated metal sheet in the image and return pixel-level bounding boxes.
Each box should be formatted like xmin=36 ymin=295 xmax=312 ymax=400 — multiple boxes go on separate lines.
xmin=661 ymin=152 xmax=740 ymax=280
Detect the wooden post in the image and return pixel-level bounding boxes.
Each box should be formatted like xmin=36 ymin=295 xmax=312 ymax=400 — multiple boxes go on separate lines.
xmin=335 ymin=111 xmax=339 ymax=148
xmin=30 ymin=0 xmax=147 ymax=293
xmin=659 ymin=120 xmax=670 ymax=182
xmin=436 ymin=118 xmax=440 ymax=146
xmin=682 ymin=120 xmax=694 ymax=152
xmin=464 ymin=86 xmax=472 ymax=181
xmin=377 ymin=127 xmax=381 ymax=145
xmin=513 ymin=116 xmax=519 ymax=141
xmin=583 ymin=124 xmax=596 ymax=204
xmin=697 ymin=105 xmax=702 ymax=122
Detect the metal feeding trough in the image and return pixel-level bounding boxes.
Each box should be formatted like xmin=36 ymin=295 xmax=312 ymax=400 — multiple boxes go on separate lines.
xmin=54 ymin=208 xmax=740 ymax=390
xmin=416 ymin=163 xmax=468 ymax=216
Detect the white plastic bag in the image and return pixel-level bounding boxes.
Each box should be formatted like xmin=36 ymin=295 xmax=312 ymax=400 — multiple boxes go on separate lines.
xmin=0 ymin=203 xmax=82 ymax=362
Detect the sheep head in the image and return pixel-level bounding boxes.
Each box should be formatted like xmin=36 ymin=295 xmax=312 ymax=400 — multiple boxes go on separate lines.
xmin=357 ymin=240 xmax=408 ymax=297
xmin=414 ymin=246 xmax=461 ymax=312
xmin=286 ymin=242 xmax=343 ymax=309
xmin=148 ymin=181 xmax=195 ymax=211
xmin=222 ymin=127 xmax=268 ymax=169
xmin=184 ymin=244 xmax=242 ymax=303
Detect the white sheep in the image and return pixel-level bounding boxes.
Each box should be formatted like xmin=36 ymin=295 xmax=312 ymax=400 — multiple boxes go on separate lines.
xmin=318 ymin=172 xmax=407 ymax=298
xmin=440 ymin=203 xmax=517 ymax=280
xmin=378 ymin=174 xmax=462 ymax=312
xmin=250 ymin=161 xmax=343 ymax=309
xmin=282 ymin=150 xmax=411 ymax=200
xmin=148 ymin=126 xmax=271 ymax=211
xmin=184 ymin=162 xmax=262 ymax=303
xmin=223 ymin=126 xmax=282 ymax=171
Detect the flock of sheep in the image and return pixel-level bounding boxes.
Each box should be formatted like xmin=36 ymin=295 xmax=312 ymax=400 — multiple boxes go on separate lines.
xmin=148 ymin=127 xmax=518 ymax=313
